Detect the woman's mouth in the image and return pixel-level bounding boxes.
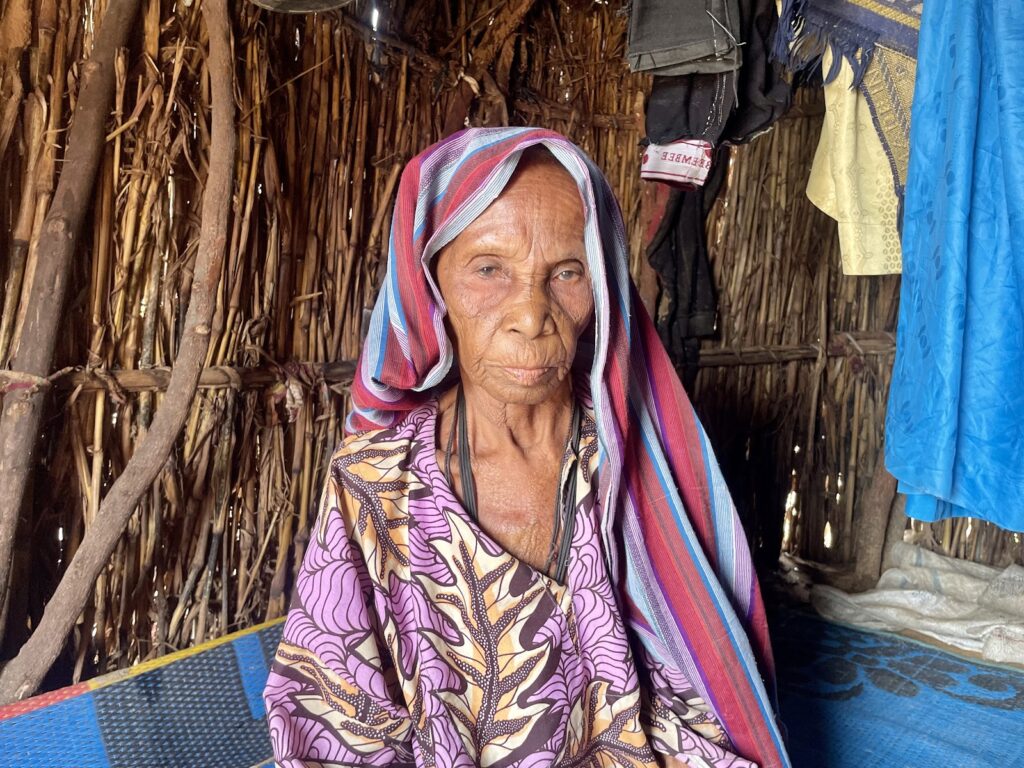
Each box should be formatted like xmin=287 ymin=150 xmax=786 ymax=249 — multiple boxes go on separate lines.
xmin=501 ymin=366 xmax=555 ymax=385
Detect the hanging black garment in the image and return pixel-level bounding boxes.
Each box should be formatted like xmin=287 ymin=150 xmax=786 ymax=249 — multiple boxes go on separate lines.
xmin=639 ymin=0 xmax=791 ymax=385
xmin=725 ymin=0 xmax=792 ymax=143
xmin=646 ymin=149 xmax=729 ymax=388
xmin=643 ymin=75 xmax=731 ymax=387
xmin=627 ymin=0 xmax=743 ymax=76
xmin=643 ymin=0 xmax=791 ymax=147
xmin=646 ymin=72 xmax=736 ymax=146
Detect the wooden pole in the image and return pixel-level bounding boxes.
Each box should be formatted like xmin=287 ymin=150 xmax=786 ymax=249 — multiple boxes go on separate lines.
xmin=0 ymin=0 xmax=236 ymax=703
xmin=0 ymin=0 xmax=143 ymax=638
xmin=848 ymin=459 xmax=898 ymax=591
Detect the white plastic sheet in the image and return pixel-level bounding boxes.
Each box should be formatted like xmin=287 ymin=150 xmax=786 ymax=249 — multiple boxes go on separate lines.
xmin=811 ymin=543 xmax=1024 ymax=665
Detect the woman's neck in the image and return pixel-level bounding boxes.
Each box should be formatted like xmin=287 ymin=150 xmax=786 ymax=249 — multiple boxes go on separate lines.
xmin=454 ymin=381 xmax=574 ymax=460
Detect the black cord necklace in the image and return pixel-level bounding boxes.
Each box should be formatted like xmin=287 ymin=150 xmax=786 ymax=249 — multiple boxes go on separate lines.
xmin=443 ymin=387 xmax=581 ymax=583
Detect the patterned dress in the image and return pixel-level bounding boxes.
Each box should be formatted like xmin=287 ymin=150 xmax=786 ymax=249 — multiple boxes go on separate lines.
xmin=264 ymin=401 xmax=752 ymax=767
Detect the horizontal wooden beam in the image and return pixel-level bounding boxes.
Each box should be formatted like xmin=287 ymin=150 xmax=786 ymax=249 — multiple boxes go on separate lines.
xmin=697 ymin=332 xmax=895 ymax=368
xmin=54 ymin=361 xmax=357 ymax=394
xmin=46 ymin=333 xmax=894 ymax=395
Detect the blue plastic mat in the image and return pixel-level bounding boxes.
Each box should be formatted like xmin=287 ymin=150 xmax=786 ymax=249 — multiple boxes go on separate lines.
xmin=0 ymin=621 xmax=284 ymax=768
xmin=773 ymin=609 xmax=1024 ymax=768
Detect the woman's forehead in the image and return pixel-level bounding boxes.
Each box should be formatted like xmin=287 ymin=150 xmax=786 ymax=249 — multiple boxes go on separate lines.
xmin=423 ymin=142 xmax=592 ymax=273
xmin=456 ymin=165 xmax=584 ymax=242
xmin=496 ymin=153 xmax=583 ymax=212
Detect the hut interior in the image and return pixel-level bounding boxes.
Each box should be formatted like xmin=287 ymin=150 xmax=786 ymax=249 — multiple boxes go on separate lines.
xmin=0 ymin=0 xmax=1022 ymax=766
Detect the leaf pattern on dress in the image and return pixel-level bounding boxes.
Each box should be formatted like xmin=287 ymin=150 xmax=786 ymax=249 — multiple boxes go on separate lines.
xmin=273 ymin=642 xmax=415 ymax=762
xmin=265 ymin=402 xmax=751 ymax=767
xmin=578 ymin=412 xmax=599 ymax=484
xmin=420 ymin=509 xmax=555 ymax=763
xmin=638 ymin=648 xmax=732 ymax=748
xmin=330 ymin=434 xmax=425 ymax=580
xmin=555 ymin=681 xmax=655 ymax=768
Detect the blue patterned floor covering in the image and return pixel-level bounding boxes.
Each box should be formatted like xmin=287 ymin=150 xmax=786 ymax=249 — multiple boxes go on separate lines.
xmin=772 ymin=609 xmax=1024 ymax=768
xmin=3 ymin=609 xmax=1022 ymax=766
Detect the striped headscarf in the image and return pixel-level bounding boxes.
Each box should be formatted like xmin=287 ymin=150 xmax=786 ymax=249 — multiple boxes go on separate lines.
xmin=348 ymin=127 xmax=789 ymax=768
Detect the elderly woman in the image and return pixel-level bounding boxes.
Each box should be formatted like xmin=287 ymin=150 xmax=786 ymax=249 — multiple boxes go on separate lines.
xmin=263 ymin=128 xmax=789 ymax=768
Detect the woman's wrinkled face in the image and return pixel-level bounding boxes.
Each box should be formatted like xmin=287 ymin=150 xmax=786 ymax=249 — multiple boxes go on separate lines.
xmin=435 ymin=155 xmax=594 ymax=406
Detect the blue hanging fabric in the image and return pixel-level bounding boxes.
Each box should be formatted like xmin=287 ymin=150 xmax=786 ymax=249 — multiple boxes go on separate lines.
xmin=886 ymin=0 xmax=1024 ymax=531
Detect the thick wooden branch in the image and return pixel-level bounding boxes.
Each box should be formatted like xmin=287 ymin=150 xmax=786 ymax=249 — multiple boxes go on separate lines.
xmin=0 ymin=0 xmax=236 ymax=703
xmin=0 ymin=0 xmax=142 ymax=641
xmin=473 ymin=0 xmax=538 ymax=71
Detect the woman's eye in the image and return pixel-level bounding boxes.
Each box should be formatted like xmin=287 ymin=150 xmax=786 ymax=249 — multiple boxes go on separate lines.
xmin=554 ymin=269 xmax=581 ymax=282
xmin=476 ymin=264 xmax=499 ymax=277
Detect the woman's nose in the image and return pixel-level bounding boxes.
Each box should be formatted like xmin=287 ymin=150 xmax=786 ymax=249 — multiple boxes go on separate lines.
xmin=502 ymin=282 xmax=555 ymax=339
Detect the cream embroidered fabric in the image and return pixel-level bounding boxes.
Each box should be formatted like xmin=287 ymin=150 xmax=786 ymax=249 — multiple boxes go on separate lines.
xmin=807 ymin=50 xmax=903 ymax=275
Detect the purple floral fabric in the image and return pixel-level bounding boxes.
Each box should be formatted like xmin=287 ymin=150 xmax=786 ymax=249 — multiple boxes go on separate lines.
xmin=264 ymin=401 xmax=752 ymax=767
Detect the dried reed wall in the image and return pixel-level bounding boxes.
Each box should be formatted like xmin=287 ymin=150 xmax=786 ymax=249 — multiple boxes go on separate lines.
xmin=0 ymin=0 xmax=649 ymax=684
xmin=0 ymin=0 xmax=1019 ymax=691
